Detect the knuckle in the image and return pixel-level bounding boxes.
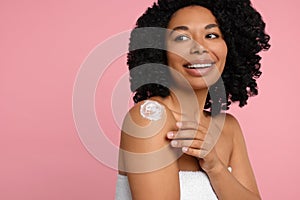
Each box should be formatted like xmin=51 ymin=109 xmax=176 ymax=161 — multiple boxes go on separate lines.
xmin=191 ymin=140 xmax=198 ymax=147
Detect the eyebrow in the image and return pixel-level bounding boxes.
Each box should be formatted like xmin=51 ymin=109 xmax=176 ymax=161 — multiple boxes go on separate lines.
xmin=205 ymin=24 xmax=219 ymax=29
xmin=169 ymin=26 xmax=188 ymax=36
xmin=169 ymin=24 xmax=219 ymax=36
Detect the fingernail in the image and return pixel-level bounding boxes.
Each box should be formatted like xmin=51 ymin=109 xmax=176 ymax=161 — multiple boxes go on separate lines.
xmin=176 ymin=122 xmax=182 ymax=127
xmin=182 ymin=147 xmax=188 ymax=152
xmin=167 ymin=132 xmax=174 ymax=138
xmin=171 ymin=140 xmax=178 ymax=147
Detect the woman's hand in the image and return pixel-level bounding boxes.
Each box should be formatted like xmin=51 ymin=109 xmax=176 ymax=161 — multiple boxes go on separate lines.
xmin=167 ymin=118 xmax=262 ymax=199
xmin=167 ymin=121 xmax=224 ymax=173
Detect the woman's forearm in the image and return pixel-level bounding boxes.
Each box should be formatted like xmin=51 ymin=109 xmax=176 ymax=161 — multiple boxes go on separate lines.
xmin=207 ymin=164 xmax=261 ymax=200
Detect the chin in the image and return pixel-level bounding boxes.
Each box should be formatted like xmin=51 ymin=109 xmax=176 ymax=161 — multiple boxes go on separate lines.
xmin=190 ymin=76 xmax=221 ymax=89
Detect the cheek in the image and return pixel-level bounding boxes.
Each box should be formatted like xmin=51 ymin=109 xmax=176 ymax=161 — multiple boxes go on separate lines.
xmin=167 ymin=42 xmax=191 ymax=60
xmin=221 ymin=43 xmax=228 ymax=60
xmin=214 ymin=43 xmax=227 ymax=62
xmin=167 ymin=52 xmax=183 ymax=65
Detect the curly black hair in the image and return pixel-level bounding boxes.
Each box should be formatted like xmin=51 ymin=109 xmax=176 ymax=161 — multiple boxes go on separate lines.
xmin=127 ymin=0 xmax=270 ymax=115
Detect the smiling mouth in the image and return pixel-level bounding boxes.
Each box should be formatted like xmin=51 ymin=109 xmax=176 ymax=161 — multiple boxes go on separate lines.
xmin=183 ymin=62 xmax=215 ymax=69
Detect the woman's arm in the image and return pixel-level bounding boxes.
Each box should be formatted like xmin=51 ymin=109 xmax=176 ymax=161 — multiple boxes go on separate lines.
xmin=119 ymin=100 xmax=181 ymax=200
xmin=167 ymin=114 xmax=261 ymax=200
xmin=205 ymin=114 xmax=261 ymax=200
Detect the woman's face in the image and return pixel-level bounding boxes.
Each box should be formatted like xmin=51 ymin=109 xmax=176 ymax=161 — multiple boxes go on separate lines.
xmin=166 ymin=6 xmax=227 ymax=89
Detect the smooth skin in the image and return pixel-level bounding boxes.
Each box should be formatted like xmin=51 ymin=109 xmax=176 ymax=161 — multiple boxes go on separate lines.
xmin=119 ymin=6 xmax=261 ymax=200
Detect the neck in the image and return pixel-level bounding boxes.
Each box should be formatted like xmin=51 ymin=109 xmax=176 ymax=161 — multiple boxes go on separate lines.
xmin=169 ymin=86 xmax=209 ymax=120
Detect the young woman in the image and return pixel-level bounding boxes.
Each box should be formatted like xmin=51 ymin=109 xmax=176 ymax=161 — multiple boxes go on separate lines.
xmin=116 ymin=0 xmax=270 ymax=199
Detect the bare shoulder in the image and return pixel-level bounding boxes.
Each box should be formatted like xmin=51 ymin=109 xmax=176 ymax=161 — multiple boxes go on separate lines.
xmin=222 ymin=113 xmax=245 ymax=146
xmin=214 ymin=112 xmax=242 ymax=138
xmin=120 ymin=99 xmax=177 ymax=152
xmin=211 ymin=113 xmax=241 ymax=166
xmin=224 ymin=113 xmax=241 ymax=128
xmin=211 ymin=112 xmax=241 ymax=140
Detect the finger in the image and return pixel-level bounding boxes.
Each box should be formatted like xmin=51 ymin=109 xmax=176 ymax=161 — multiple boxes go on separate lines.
xmin=167 ymin=130 xmax=205 ymax=140
xmin=182 ymin=146 xmax=209 ymax=159
xmin=177 ymin=121 xmax=208 ymax=131
xmin=171 ymin=139 xmax=203 ymax=149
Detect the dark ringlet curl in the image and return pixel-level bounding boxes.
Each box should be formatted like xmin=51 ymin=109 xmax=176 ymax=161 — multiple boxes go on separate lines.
xmin=127 ymin=0 xmax=270 ymax=115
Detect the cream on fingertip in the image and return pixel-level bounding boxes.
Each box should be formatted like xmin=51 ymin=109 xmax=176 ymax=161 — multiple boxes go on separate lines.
xmin=167 ymin=132 xmax=174 ymax=138
xmin=182 ymin=147 xmax=188 ymax=152
xmin=176 ymin=122 xmax=182 ymax=127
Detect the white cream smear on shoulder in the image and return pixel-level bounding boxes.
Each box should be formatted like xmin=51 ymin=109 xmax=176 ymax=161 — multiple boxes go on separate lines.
xmin=140 ymin=100 xmax=165 ymax=121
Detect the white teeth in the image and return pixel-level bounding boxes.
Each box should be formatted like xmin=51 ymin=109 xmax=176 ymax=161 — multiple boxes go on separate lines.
xmin=187 ymin=63 xmax=213 ymax=69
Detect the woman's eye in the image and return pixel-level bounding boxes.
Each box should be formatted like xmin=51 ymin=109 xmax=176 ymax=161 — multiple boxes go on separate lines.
xmin=174 ymin=35 xmax=190 ymax=41
xmin=206 ymin=33 xmax=219 ymax=39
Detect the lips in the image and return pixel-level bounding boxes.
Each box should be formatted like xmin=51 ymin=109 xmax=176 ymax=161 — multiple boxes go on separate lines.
xmin=183 ymin=60 xmax=216 ymax=69
xmin=185 ymin=63 xmax=215 ymax=69
xmin=183 ymin=60 xmax=216 ymax=76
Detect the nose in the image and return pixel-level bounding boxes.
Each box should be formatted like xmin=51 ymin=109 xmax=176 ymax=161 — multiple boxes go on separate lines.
xmin=190 ymin=41 xmax=208 ymax=55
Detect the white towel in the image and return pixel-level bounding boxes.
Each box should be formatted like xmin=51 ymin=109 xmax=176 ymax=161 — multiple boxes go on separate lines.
xmin=115 ymin=174 xmax=132 ymax=200
xmin=115 ymin=171 xmax=218 ymax=200
xmin=179 ymin=171 xmax=217 ymax=200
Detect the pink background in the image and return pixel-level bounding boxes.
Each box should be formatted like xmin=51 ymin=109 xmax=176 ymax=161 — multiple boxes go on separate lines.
xmin=1 ymin=0 xmax=299 ymax=199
